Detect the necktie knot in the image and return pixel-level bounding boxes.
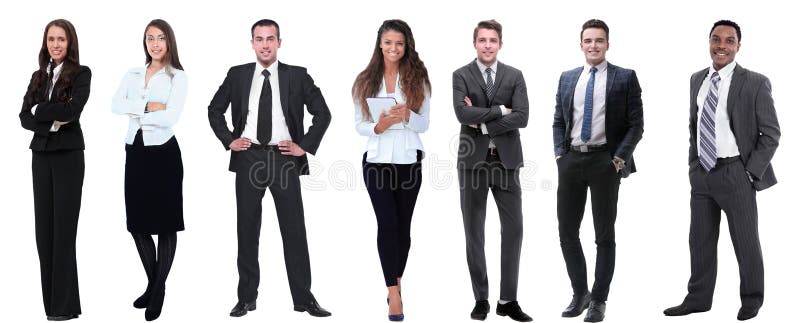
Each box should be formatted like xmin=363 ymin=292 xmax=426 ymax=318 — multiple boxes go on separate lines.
xmin=711 ymin=72 xmax=720 ymax=85
xmin=590 ymin=66 xmax=597 ymax=74
xmin=262 ymin=69 xmax=271 ymax=78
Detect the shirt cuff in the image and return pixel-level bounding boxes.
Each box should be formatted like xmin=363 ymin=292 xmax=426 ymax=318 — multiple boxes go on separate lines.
xmin=31 ymin=104 xmax=38 ymax=115
xmin=50 ymin=122 xmax=60 ymax=132
xmin=499 ymin=105 xmax=511 ymax=116
xmin=480 ymin=123 xmax=488 ymax=135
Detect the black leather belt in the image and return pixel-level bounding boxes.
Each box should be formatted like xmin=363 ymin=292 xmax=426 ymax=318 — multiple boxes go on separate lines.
xmin=249 ymin=143 xmax=280 ymax=151
xmin=716 ymin=156 xmax=740 ymax=165
xmin=571 ymin=144 xmax=608 ymax=153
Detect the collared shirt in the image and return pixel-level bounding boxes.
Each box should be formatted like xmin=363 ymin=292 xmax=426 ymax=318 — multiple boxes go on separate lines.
xmin=696 ymin=61 xmax=740 ymax=158
xmin=31 ymin=62 xmax=64 ymax=132
xmin=111 ymin=65 xmax=188 ymax=146
xmin=571 ymin=60 xmax=608 ymax=146
xmin=474 ymin=60 xmax=510 ymax=148
xmin=243 ymin=61 xmax=291 ymax=145
xmin=355 ymin=73 xmax=429 ymax=164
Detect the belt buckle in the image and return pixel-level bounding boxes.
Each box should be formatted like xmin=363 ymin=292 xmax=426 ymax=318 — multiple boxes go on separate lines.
xmin=579 ymin=145 xmax=588 ymax=153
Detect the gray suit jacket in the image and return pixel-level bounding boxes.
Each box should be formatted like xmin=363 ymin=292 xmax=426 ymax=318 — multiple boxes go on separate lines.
xmin=689 ymin=64 xmax=780 ymax=191
xmin=552 ymin=63 xmax=643 ymax=178
xmin=453 ymin=60 xmax=529 ymax=170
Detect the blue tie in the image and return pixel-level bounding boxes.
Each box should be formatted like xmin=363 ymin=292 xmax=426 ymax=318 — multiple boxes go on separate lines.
xmin=485 ymin=67 xmax=494 ymax=98
xmin=699 ymin=72 xmax=721 ymax=172
xmin=581 ymin=66 xmax=597 ymax=143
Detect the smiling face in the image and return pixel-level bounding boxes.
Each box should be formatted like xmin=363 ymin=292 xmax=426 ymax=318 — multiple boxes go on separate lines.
xmin=145 ymin=26 xmax=168 ymax=63
xmin=380 ymin=29 xmax=406 ymax=65
xmin=581 ymin=27 xmax=608 ymax=66
xmin=474 ymin=28 xmax=502 ymax=66
xmin=709 ymin=25 xmax=739 ymax=70
xmin=46 ymin=26 xmax=68 ymax=65
xmin=251 ymin=25 xmax=281 ymax=68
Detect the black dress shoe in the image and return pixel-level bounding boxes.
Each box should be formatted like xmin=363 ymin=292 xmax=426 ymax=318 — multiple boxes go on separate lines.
xmin=584 ymin=301 xmax=605 ymax=322
xmin=737 ymin=307 xmax=759 ymax=321
xmin=562 ymin=293 xmax=591 ymax=317
xmin=46 ymin=314 xmax=78 ymax=321
xmin=663 ymin=304 xmax=709 ymax=316
xmin=134 ymin=283 xmax=154 ymax=309
xmin=294 ymin=300 xmax=331 ymax=317
xmin=230 ymin=300 xmax=257 ymax=317
xmin=471 ymin=300 xmax=490 ymax=320
xmin=496 ymin=301 xmax=533 ymax=322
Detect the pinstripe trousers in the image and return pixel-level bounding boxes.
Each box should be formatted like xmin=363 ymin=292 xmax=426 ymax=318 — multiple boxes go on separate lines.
xmin=684 ymin=156 xmax=764 ymax=310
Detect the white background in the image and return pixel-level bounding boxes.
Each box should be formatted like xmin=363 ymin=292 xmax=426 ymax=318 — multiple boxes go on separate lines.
xmin=1 ymin=0 xmax=796 ymax=322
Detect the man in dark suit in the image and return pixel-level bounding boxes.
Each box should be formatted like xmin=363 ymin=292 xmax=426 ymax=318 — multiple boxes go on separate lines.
xmin=208 ymin=19 xmax=332 ymax=318
xmin=552 ymin=19 xmax=643 ymax=323
xmin=664 ymin=20 xmax=780 ymax=321
xmin=453 ymin=19 xmax=532 ymax=322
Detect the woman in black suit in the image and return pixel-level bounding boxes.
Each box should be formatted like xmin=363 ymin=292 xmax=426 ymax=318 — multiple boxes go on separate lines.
xmin=19 ymin=19 xmax=91 ymax=322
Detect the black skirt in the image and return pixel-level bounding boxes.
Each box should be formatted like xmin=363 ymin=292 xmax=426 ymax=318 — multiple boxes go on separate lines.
xmin=124 ymin=130 xmax=184 ymax=234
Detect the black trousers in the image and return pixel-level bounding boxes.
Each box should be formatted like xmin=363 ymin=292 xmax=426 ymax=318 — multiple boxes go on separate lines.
xmin=363 ymin=152 xmax=422 ymax=287
xmin=31 ymin=150 xmax=84 ymax=316
xmin=459 ymin=153 xmax=523 ymax=301
xmin=234 ymin=148 xmax=314 ymax=305
xmin=684 ymin=157 xmax=763 ymax=310
xmin=556 ymin=150 xmax=620 ymax=301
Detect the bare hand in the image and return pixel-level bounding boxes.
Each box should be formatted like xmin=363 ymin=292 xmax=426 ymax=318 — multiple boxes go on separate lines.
xmin=391 ymin=103 xmax=410 ymax=121
xmin=54 ymin=121 xmax=70 ymax=126
xmin=375 ymin=110 xmax=403 ymax=134
xmin=463 ymin=96 xmax=478 ymax=128
xmin=229 ymin=137 xmax=252 ymax=151
xmin=146 ymin=102 xmax=166 ymax=112
xmin=612 ymin=158 xmax=624 ymax=173
xmin=278 ymin=140 xmax=306 ymax=156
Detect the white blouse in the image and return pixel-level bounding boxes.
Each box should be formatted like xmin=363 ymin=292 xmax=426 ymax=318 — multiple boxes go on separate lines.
xmin=111 ymin=66 xmax=188 ymax=146
xmin=355 ymin=74 xmax=429 ymax=164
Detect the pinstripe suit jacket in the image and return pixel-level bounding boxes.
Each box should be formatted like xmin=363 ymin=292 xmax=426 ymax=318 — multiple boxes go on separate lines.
xmin=689 ymin=64 xmax=780 ymax=191
xmin=552 ymin=63 xmax=643 ymax=178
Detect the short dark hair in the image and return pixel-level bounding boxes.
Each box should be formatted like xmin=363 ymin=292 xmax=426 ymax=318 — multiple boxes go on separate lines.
xmin=710 ymin=20 xmax=741 ymax=42
xmin=581 ymin=19 xmax=609 ymax=41
xmin=251 ymin=19 xmax=280 ymax=39
xmin=473 ymin=19 xmax=502 ymax=43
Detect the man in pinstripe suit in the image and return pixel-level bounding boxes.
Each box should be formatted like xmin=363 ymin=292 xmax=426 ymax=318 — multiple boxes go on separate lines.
xmin=664 ymin=20 xmax=780 ymax=321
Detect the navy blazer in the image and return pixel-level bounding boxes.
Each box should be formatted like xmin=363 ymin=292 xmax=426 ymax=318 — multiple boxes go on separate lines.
xmin=19 ymin=65 xmax=92 ymax=151
xmin=552 ymin=63 xmax=643 ymax=177
xmin=208 ymin=62 xmax=331 ymax=174
xmin=689 ymin=64 xmax=780 ymax=191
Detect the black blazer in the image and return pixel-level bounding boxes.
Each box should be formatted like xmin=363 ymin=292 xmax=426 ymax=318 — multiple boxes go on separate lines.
xmin=453 ymin=60 xmax=529 ymax=170
xmin=19 ymin=65 xmax=92 ymax=151
xmin=552 ymin=63 xmax=643 ymax=178
xmin=208 ymin=62 xmax=331 ymax=174
xmin=689 ymin=64 xmax=780 ymax=191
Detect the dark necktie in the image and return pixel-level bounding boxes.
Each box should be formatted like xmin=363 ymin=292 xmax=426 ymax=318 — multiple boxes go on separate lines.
xmin=699 ymin=72 xmax=721 ymax=172
xmin=257 ymin=69 xmax=272 ymax=145
xmin=581 ymin=66 xmax=597 ymax=143
xmin=485 ymin=67 xmax=494 ymax=98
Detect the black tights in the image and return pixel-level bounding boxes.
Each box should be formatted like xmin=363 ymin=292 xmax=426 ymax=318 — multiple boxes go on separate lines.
xmin=131 ymin=232 xmax=177 ymax=300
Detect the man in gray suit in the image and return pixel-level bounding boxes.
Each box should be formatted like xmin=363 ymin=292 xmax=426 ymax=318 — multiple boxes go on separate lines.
xmin=552 ymin=19 xmax=643 ymax=323
xmin=664 ymin=20 xmax=780 ymax=321
xmin=453 ymin=19 xmax=531 ymax=322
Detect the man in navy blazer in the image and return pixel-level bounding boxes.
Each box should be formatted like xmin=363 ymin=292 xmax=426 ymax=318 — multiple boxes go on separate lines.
xmin=664 ymin=20 xmax=780 ymax=322
xmin=208 ymin=19 xmax=331 ymax=318
xmin=552 ymin=19 xmax=643 ymax=323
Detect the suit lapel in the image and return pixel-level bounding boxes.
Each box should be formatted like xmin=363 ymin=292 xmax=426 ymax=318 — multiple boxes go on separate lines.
xmin=491 ymin=62 xmax=508 ymax=105
xmin=726 ymin=64 xmax=746 ymax=126
xmin=467 ymin=60 xmax=488 ymax=100
xmin=241 ymin=63 xmax=256 ymax=119
xmin=278 ymin=62 xmax=290 ymax=118
xmin=605 ymin=63 xmax=617 ymax=98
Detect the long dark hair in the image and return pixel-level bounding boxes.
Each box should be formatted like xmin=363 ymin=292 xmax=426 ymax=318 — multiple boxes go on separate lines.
xmin=27 ymin=19 xmax=80 ymax=103
xmin=143 ymin=19 xmax=183 ymax=76
xmin=352 ymin=19 xmax=431 ymax=120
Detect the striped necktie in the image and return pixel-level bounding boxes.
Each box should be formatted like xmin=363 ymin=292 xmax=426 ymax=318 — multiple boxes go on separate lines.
xmin=485 ymin=67 xmax=494 ymax=98
xmin=699 ymin=72 xmax=721 ymax=172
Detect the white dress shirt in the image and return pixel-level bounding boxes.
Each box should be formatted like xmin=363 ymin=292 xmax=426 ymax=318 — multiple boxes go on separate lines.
xmin=696 ymin=61 xmax=740 ymax=158
xmin=242 ymin=61 xmax=291 ymax=145
xmin=474 ymin=60 xmax=511 ymax=148
xmin=111 ymin=66 xmax=188 ymax=146
xmin=31 ymin=62 xmax=64 ymax=132
xmin=571 ymin=61 xmax=608 ymax=146
xmin=355 ymin=73 xmax=430 ymax=164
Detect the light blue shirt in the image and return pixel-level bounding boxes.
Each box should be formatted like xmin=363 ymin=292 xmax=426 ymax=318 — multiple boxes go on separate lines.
xmin=355 ymin=74 xmax=429 ymax=164
xmin=112 ymin=66 xmax=187 ymax=146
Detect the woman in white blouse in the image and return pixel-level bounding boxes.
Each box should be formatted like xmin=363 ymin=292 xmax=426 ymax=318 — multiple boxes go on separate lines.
xmin=352 ymin=19 xmax=430 ymax=322
xmin=111 ymin=19 xmax=187 ymax=322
